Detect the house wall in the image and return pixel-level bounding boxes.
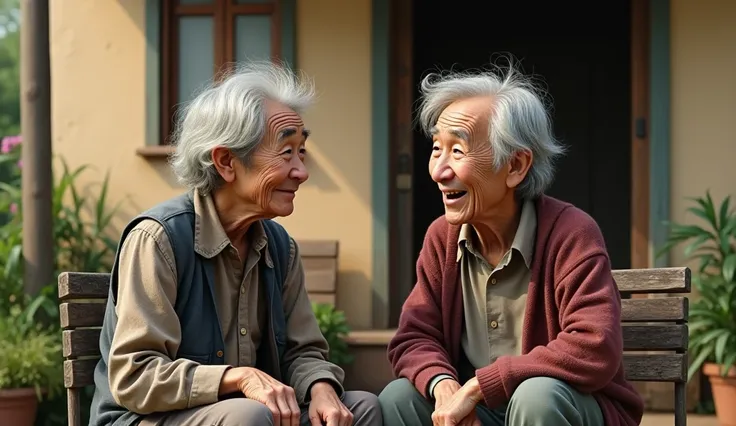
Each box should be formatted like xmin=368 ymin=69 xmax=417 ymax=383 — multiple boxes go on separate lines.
xmin=670 ymin=0 xmax=736 ymax=266
xmin=49 ymin=0 xmax=376 ymax=329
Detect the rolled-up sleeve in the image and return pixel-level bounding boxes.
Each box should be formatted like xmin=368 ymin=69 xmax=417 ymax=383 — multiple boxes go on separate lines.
xmin=281 ymin=238 xmax=345 ymax=404
xmin=108 ymin=219 xmax=229 ymax=415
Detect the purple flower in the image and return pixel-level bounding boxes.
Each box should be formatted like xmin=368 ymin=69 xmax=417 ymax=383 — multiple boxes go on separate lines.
xmin=1 ymin=135 xmax=22 ymax=154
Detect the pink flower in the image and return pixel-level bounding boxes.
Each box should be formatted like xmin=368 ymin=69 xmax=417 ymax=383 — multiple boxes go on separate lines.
xmin=9 ymin=203 xmax=17 ymax=214
xmin=1 ymin=135 xmax=22 ymax=154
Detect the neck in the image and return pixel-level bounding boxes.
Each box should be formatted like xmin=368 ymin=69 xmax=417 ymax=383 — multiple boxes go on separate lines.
xmin=212 ymin=187 xmax=262 ymax=247
xmin=470 ymin=195 xmax=521 ymax=263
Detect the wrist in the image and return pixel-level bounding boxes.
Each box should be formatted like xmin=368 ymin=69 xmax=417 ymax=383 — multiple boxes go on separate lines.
xmin=310 ymin=380 xmax=337 ymax=399
xmin=218 ymin=367 xmax=241 ymax=396
xmin=462 ymin=377 xmax=483 ymax=403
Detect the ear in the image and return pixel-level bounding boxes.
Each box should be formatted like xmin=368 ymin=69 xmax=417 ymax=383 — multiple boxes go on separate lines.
xmin=211 ymin=146 xmax=236 ymax=183
xmin=505 ymin=149 xmax=533 ymax=189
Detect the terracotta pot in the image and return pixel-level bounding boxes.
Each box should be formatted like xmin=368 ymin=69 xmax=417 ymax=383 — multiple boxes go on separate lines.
xmin=704 ymin=363 xmax=736 ymax=426
xmin=0 ymin=388 xmax=39 ymax=426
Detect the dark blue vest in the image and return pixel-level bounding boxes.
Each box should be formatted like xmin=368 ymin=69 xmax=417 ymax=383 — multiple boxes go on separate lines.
xmin=88 ymin=192 xmax=292 ymax=426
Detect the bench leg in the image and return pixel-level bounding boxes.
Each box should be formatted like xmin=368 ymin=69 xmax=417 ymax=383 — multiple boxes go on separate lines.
xmin=674 ymin=381 xmax=686 ymax=426
xmin=67 ymin=388 xmax=81 ymax=426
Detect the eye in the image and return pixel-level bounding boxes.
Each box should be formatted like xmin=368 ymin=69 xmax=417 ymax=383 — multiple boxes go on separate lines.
xmin=453 ymin=148 xmax=464 ymax=155
xmin=282 ymin=149 xmax=293 ymax=155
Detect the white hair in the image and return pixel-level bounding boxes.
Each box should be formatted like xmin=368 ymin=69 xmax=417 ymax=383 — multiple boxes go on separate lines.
xmin=418 ymin=63 xmax=565 ymax=199
xmin=169 ymin=61 xmax=316 ymax=194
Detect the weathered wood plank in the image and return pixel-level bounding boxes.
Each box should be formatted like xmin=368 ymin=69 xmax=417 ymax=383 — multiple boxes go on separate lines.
xmin=58 ymin=272 xmax=110 ymax=300
xmin=623 ymin=354 xmax=687 ymax=382
xmin=305 ymin=269 xmax=337 ymax=293
xmin=613 ymin=267 xmax=690 ymax=294
xmin=62 ymin=329 xmax=102 ymax=358
xmin=309 ymin=292 xmax=336 ymax=305
xmin=298 ymin=240 xmax=339 ymax=258
xmin=60 ymin=303 xmax=106 ymax=329
xmin=67 ymin=388 xmax=82 ymax=426
xmin=64 ymin=359 xmax=99 ymax=388
xmin=621 ymin=297 xmax=688 ymax=322
xmin=622 ymin=324 xmax=688 ymax=351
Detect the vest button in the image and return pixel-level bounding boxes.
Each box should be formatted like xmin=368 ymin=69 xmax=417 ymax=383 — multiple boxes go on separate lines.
xmin=240 ymin=327 xmax=248 ymax=336
xmin=216 ymin=350 xmax=224 ymax=358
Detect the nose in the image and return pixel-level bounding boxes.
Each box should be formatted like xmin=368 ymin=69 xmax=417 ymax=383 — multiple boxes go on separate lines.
xmin=290 ymin=157 xmax=309 ymax=183
xmin=430 ymin=156 xmax=455 ymax=183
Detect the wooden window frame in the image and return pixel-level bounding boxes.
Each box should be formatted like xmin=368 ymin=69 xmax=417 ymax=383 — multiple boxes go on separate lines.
xmin=159 ymin=0 xmax=283 ymax=146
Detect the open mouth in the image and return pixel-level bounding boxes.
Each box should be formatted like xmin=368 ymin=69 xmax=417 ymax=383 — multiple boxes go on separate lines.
xmin=445 ymin=191 xmax=467 ymax=200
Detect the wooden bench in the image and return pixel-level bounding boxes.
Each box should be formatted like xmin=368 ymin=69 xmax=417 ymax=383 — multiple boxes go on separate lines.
xmin=58 ymin=266 xmax=689 ymax=426
xmin=300 ymin=240 xmax=339 ymax=305
xmin=57 ymin=239 xmax=339 ymax=426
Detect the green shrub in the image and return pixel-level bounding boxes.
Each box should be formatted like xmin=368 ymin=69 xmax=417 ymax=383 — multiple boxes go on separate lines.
xmin=312 ymin=302 xmax=353 ymax=366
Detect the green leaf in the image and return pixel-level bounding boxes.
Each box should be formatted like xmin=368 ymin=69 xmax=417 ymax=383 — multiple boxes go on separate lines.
xmin=723 ymin=254 xmax=736 ymax=282
xmin=688 ymin=346 xmax=713 ymax=381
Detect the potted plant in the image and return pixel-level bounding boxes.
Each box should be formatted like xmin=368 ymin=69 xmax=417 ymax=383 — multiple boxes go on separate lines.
xmin=0 ymin=296 xmax=64 ymax=426
xmin=659 ymin=191 xmax=736 ymax=424
xmin=312 ymin=302 xmax=353 ymax=366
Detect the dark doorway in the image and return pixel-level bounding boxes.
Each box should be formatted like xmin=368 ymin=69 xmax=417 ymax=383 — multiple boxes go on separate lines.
xmin=409 ymin=1 xmax=633 ymax=274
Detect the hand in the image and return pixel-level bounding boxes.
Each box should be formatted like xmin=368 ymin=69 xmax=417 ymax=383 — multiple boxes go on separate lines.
xmin=433 ymin=379 xmax=461 ymax=410
xmin=308 ymin=381 xmax=353 ymax=426
xmin=220 ymin=367 xmax=300 ymax=426
xmin=431 ymin=378 xmax=483 ymax=426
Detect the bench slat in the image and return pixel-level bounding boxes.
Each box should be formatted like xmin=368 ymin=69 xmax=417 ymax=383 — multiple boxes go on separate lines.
xmin=60 ymin=303 xmax=106 ymax=329
xmin=623 ymin=353 xmax=687 ymax=382
xmin=309 ymin=293 xmax=336 ymax=305
xmin=613 ymin=267 xmax=690 ymax=294
xmin=63 ymin=329 xmax=102 ymax=358
xmin=622 ymin=324 xmax=688 ymax=351
xmin=621 ymin=297 xmax=688 ymax=322
xmin=58 ymin=272 xmax=110 ymax=300
xmin=299 ymin=240 xmax=339 ymax=257
xmin=64 ymin=359 xmax=99 ymax=388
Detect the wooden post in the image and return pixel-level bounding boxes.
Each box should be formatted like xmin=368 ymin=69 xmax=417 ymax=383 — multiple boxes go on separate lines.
xmin=20 ymin=0 xmax=54 ymax=296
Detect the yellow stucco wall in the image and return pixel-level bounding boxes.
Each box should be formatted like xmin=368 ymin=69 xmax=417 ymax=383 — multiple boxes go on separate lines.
xmin=670 ymin=0 xmax=736 ymax=267
xmin=49 ymin=0 xmax=375 ymax=329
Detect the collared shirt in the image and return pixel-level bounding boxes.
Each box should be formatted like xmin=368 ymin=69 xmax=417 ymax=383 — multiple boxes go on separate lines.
xmin=429 ymin=199 xmax=537 ymax=397
xmin=107 ymin=189 xmax=342 ymax=415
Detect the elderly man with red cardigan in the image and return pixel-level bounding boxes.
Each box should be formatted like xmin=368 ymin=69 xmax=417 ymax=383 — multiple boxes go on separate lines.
xmin=378 ymin=65 xmax=645 ymax=426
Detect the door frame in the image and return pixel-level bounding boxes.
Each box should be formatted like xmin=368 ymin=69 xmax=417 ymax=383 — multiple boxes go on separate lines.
xmin=386 ymin=0 xmax=653 ymax=326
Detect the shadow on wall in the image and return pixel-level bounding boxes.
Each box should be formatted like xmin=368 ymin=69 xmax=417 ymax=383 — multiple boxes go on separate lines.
xmin=336 ymin=270 xmax=373 ymax=329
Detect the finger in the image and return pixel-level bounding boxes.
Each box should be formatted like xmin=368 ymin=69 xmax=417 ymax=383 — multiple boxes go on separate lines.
xmin=285 ymin=388 xmax=301 ymax=426
xmin=275 ymin=391 xmax=293 ymax=426
xmin=324 ymin=409 xmax=341 ymax=426
xmin=266 ymin=401 xmax=281 ymax=425
xmin=340 ymin=408 xmax=354 ymax=426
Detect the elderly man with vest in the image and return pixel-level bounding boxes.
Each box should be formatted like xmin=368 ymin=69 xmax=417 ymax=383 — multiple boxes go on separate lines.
xmin=377 ymin=64 xmax=644 ymax=426
xmin=88 ymin=62 xmax=382 ymax=426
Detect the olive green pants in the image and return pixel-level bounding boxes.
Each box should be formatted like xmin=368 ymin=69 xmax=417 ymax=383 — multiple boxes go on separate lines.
xmin=378 ymin=377 xmax=604 ymax=426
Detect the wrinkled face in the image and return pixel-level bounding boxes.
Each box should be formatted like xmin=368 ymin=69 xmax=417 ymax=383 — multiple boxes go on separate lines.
xmin=217 ymin=101 xmax=310 ymax=218
xmin=429 ymin=96 xmax=514 ymax=225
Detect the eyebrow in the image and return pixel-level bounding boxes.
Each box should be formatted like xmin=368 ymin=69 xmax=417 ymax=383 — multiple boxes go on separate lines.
xmin=429 ymin=126 xmax=469 ymax=141
xmin=279 ymin=128 xmax=311 ymax=141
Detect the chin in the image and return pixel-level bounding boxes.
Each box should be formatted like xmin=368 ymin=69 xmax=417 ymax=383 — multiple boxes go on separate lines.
xmin=443 ymin=211 xmax=467 ymax=225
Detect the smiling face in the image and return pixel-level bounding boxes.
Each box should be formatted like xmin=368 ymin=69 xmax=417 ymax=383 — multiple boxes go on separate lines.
xmin=213 ymin=100 xmax=310 ymax=218
xmin=429 ymin=96 xmax=527 ymax=225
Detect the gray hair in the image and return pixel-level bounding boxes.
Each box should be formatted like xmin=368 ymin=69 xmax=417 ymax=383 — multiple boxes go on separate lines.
xmin=418 ymin=64 xmax=565 ymax=199
xmin=169 ymin=61 xmax=316 ymax=194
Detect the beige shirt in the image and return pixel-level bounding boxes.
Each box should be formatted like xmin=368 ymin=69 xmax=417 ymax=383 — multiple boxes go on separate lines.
xmin=107 ymin=190 xmax=343 ymax=415
xmin=429 ymin=199 xmax=537 ymax=396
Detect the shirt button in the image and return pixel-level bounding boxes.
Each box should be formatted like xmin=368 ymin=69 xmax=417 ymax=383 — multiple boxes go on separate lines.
xmin=240 ymin=286 xmax=245 ymax=294
xmin=490 ymin=278 xmax=497 ymax=285
xmin=216 ymin=350 xmax=224 ymax=358
xmin=240 ymin=328 xmax=248 ymax=336
xmin=490 ymin=320 xmax=498 ymax=329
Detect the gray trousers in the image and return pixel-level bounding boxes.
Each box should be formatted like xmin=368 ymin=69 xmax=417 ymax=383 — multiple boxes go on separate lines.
xmin=140 ymin=390 xmax=382 ymax=426
xmin=378 ymin=377 xmax=604 ymax=426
